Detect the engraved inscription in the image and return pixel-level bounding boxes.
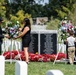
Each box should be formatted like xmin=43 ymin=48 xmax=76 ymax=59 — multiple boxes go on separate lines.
xmin=29 ymin=34 xmax=38 ymax=53
xmin=40 ymin=34 xmax=57 ymax=54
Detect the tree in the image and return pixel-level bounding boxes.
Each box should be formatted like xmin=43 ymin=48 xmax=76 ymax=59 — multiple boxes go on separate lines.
xmin=10 ymin=10 xmax=32 ymax=27
xmin=4 ymin=0 xmax=46 ymax=18
xmin=68 ymin=3 xmax=76 ymax=26
xmin=0 ymin=0 xmax=6 ymax=17
xmin=46 ymin=17 xmax=60 ymax=30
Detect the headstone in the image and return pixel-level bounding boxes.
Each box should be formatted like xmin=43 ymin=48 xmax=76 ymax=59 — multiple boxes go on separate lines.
xmin=0 ymin=56 xmax=5 ymax=75
xmin=58 ymin=44 xmax=66 ymax=53
xmin=15 ymin=61 xmax=28 ymax=75
xmin=46 ymin=70 xmax=64 ymax=75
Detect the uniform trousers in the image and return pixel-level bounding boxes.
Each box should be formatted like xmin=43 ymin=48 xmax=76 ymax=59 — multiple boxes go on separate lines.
xmin=68 ymin=47 xmax=75 ymax=64
xmin=0 ymin=42 xmax=2 ymax=55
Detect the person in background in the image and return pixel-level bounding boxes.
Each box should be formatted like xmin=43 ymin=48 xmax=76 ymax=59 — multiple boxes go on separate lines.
xmin=14 ymin=18 xmax=31 ymax=64
xmin=0 ymin=17 xmax=9 ymax=55
xmin=66 ymin=31 xmax=76 ymax=65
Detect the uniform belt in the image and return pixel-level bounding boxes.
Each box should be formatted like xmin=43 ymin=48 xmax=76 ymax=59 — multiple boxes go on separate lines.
xmin=68 ymin=46 xmax=75 ymax=47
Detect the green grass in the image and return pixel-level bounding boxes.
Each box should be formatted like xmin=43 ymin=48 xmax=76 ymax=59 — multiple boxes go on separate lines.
xmin=5 ymin=62 xmax=76 ymax=75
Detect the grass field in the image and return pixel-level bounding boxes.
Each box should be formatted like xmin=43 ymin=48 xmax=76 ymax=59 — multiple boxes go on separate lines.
xmin=5 ymin=61 xmax=76 ymax=75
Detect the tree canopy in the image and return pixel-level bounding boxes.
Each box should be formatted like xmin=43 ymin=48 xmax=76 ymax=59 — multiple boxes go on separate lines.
xmin=0 ymin=0 xmax=76 ymax=27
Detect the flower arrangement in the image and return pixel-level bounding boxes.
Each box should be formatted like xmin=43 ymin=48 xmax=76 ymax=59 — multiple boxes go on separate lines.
xmin=3 ymin=51 xmax=66 ymax=62
xmin=59 ymin=20 xmax=74 ymax=41
xmin=2 ymin=21 xmax=20 ymax=38
xmin=8 ymin=25 xmax=19 ymax=38
xmin=60 ymin=20 xmax=74 ymax=33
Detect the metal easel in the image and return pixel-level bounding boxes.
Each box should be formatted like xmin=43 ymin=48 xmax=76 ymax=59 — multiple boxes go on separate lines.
xmin=53 ymin=31 xmax=68 ymax=65
xmin=5 ymin=38 xmax=22 ymax=64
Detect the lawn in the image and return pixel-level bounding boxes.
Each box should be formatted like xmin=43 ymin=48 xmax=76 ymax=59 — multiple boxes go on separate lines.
xmin=5 ymin=61 xmax=76 ymax=75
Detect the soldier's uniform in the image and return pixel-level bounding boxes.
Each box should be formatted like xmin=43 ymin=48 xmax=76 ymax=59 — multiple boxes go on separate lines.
xmin=67 ymin=32 xmax=75 ymax=65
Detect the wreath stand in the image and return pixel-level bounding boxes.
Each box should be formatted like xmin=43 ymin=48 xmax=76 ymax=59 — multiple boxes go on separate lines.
xmin=5 ymin=39 xmax=22 ymax=64
xmin=53 ymin=40 xmax=68 ymax=65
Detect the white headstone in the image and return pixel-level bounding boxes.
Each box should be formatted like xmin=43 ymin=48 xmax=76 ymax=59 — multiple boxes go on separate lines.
xmin=46 ymin=70 xmax=64 ymax=75
xmin=0 ymin=56 xmax=5 ymax=75
xmin=15 ymin=61 xmax=28 ymax=75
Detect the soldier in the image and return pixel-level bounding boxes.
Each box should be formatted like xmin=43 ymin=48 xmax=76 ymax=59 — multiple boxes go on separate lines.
xmin=66 ymin=31 xmax=76 ymax=65
xmin=0 ymin=17 xmax=9 ymax=55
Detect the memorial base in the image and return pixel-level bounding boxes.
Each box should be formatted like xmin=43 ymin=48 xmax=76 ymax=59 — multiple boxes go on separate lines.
xmin=53 ymin=59 xmax=69 ymax=64
xmin=67 ymin=61 xmax=76 ymax=64
xmin=5 ymin=59 xmax=19 ymax=64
